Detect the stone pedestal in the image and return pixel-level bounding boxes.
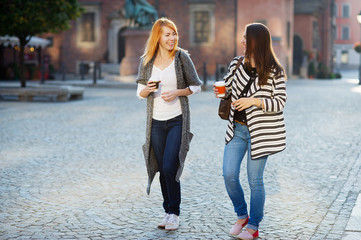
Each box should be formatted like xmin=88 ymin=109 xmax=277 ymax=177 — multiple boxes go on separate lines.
xmin=120 ymin=29 xmax=149 ymax=76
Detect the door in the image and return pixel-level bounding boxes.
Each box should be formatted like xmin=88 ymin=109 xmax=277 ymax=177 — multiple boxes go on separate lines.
xmin=118 ymin=28 xmax=126 ymax=63
xmin=293 ymin=35 xmax=303 ymax=75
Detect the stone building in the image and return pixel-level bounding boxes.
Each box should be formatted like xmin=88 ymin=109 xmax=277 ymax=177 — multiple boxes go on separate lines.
xmin=2 ymin=0 xmax=340 ymax=80
xmin=334 ymin=0 xmax=361 ymax=70
xmin=40 ymin=0 xmax=295 ymax=79
xmin=293 ymin=0 xmax=336 ymax=77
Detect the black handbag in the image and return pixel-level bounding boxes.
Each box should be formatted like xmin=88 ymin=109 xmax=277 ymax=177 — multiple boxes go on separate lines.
xmin=218 ymin=96 xmax=231 ymax=120
xmin=218 ymin=57 xmax=243 ymax=120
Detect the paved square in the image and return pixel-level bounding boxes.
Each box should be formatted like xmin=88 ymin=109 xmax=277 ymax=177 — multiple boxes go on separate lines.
xmin=1 ymin=78 xmax=361 ymax=239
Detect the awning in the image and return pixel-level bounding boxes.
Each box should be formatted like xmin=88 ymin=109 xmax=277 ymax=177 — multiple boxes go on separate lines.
xmin=0 ymin=35 xmax=50 ymax=48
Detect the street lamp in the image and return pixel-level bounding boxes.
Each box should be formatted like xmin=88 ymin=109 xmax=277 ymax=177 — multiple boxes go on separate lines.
xmin=357 ymin=11 xmax=361 ymax=85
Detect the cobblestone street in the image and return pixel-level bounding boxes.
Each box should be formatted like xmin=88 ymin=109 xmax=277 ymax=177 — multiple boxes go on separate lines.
xmin=1 ymin=77 xmax=361 ymax=240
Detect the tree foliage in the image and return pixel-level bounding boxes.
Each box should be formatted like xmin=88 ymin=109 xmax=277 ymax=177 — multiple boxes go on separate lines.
xmin=0 ymin=0 xmax=83 ymax=87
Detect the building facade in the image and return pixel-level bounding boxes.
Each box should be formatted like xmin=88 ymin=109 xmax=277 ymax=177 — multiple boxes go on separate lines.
xmin=2 ymin=0 xmax=342 ymax=81
xmin=334 ymin=0 xmax=361 ymax=70
xmin=236 ymin=0 xmax=294 ymax=76
xmin=293 ymin=0 xmax=336 ymax=77
xmin=39 ymin=0 xmax=294 ymax=79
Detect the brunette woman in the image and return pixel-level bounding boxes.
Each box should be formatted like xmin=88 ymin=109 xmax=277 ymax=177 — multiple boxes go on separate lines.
xmin=214 ymin=23 xmax=287 ymax=240
xmin=136 ymin=17 xmax=202 ymax=230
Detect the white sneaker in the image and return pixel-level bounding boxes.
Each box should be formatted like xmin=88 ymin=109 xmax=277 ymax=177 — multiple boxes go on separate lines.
xmin=165 ymin=214 xmax=179 ymax=230
xmin=157 ymin=213 xmax=169 ymax=228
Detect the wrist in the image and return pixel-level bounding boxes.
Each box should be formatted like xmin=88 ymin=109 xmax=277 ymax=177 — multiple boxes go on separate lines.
xmin=175 ymin=89 xmax=181 ymax=97
xmin=252 ymin=98 xmax=258 ymax=106
xmin=187 ymin=86 xmax=193 ymax=94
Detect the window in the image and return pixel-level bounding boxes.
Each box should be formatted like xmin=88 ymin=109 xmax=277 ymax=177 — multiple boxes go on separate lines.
xmin=312 ymin=21 xmax=319 ymax=49
xmin=334 ymin=3 xmax=338 ymax=17
xmin=342 ymin=4 xmax=350 ymax=18
xmin=341 ymin=26 xmax=350 ymax=40
xmin=189 ymin=3 xmax=215 ymax=46
xmin=81 ymin=12 xmax=95 ymax=42
xmin=76 ymin=4 xmax=100 ymax=48
xmin=341 ymin=50 xmax=349 ymax=64
xmin=194 ymin=11 xmax=210 ymax=43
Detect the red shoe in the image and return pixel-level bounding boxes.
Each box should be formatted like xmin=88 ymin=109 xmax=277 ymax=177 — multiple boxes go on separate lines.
xmin=236 ymin=229 xmax=259 ymax=240
xmin=229 ymin=216 xmax=249 ymax=235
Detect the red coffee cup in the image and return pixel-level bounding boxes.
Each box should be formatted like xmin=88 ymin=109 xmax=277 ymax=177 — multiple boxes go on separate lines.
xmin=214 ymin=81 xmax=226 ymax=97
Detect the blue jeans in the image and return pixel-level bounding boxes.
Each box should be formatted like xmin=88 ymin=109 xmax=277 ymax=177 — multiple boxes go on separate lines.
xmin=223 ymin=122 xmax=267 ymax=230
xmin=151 ymin=115 xmax=182 ymax=216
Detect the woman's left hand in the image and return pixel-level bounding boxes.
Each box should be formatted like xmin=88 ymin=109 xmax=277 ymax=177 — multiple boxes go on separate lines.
xmin=232 ymin=98 xmax=255 ymax=111
xmin=161 ymin=90 xmax=178 ymax=102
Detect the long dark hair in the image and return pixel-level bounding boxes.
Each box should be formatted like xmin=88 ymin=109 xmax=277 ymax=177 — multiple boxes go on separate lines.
xmin=244 ymin=23 xmax=286 ymax=85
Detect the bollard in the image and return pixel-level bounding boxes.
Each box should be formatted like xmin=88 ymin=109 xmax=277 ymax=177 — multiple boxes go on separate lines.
xmin=80 ymin=63 xmax=85 ymax=80
xmin=215 ymin=63 xmax=219 ymax=82
xmin=93 ymin=62 xmax=97 ymax=85
xmin=203 ymin=62 xmax=207 ymax=86
xmin=61 ymin=63 xmax=66 ymax=81
xmin=98 ymin=62 xmax=102 ymax=79
xmin=41 ymin=57 xmax=45 ymax=84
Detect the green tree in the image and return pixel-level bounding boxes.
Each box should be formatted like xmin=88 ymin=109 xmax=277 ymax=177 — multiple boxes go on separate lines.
xmin=0 ymin=0 xmax=83 ymax=87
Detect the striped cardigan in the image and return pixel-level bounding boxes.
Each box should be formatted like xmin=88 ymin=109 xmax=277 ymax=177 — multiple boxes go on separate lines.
xmin=224 ymin=56 xmax=287 ymax=159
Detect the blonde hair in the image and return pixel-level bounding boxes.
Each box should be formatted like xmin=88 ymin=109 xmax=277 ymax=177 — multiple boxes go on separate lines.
xmin=142 ymin=18 xmax=179 ymax=66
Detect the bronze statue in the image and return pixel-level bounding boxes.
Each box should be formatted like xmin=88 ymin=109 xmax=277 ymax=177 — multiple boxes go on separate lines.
xmin=124 ymin=0 xmax=158 ymax=28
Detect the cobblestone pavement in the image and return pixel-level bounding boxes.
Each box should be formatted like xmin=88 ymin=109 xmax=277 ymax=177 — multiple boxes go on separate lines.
xmin=1 ymin=78 xmax=361 ymax=240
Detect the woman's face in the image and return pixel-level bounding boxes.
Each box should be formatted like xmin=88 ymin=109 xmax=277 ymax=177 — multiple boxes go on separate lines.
xmin=158 ymin=26 xmax=177 ymax=51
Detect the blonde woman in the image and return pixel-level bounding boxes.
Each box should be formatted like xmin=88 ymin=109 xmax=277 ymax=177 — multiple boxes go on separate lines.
xmin=136 ymin=18 xmax=202 ymax=230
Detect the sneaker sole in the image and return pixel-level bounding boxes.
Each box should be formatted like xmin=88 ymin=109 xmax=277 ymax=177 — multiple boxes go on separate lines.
xmin=165 ymin=228 xmax=178 ymax=230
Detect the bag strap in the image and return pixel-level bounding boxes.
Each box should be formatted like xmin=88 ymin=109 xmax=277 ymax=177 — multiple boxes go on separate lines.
xmin=224 ymin=56 xmax=243 ymax=98
xmin=241 ymin=74 xmax=255 ymax=96
xmin=234 ymin=56 xmax=243 ymax=75
xmin=234 ymin=56 xmax=255 ymax=97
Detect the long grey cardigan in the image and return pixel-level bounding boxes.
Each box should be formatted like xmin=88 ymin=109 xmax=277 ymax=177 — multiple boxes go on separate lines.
xmin=136 ymin=49 xmax=203 ymax=195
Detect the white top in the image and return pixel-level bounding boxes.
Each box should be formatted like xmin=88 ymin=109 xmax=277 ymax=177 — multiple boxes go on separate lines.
xmin=136 ymin=60 xmax=201 ymax=121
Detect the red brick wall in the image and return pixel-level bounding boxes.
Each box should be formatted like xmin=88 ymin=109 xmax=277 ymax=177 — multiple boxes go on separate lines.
xmin=43 ymin=0 xmax=126 ymax=73
xmin=294 ymin=0 xmax=335 ymax=70
xmin=42 ymin=0 xmax=294 ymax=77
xmin=294 ymin=15 xmax=314 ymax=51
xmin=237 ymin=0 xmax=294 ymax=74
xmin=156 ymin=0 xmax=237 ymax=77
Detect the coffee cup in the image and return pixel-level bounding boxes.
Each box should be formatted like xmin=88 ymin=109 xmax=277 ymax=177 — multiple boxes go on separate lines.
xmin=214 ymin=81 xmax=226 ymax=97
xmin=149 ymin=79 xmax=160 ymax=92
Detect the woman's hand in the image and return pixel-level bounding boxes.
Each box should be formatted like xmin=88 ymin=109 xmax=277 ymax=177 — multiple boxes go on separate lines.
xmin=213 ymin=85 xmax=225 ymax=98
xmin=146 ymin=81 xmax=159 ymax=93
xmin=232 ymin=98 xmax=258 ymax=111
xmin=161 ymin=90 xmax=179 ymax=102
xmin=213 ymin=85 xmax=219 ymax=98
xmin=139 ymin=81 xmax=161 ymax=98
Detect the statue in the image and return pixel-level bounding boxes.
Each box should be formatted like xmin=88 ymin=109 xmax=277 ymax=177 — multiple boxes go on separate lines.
xmin=124 ymin=0 xmax=158 ymax=28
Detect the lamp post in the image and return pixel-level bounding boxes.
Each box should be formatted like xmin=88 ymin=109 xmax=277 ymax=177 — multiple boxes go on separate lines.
xmin=357 ymin=11 xmax=361 ymax=85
